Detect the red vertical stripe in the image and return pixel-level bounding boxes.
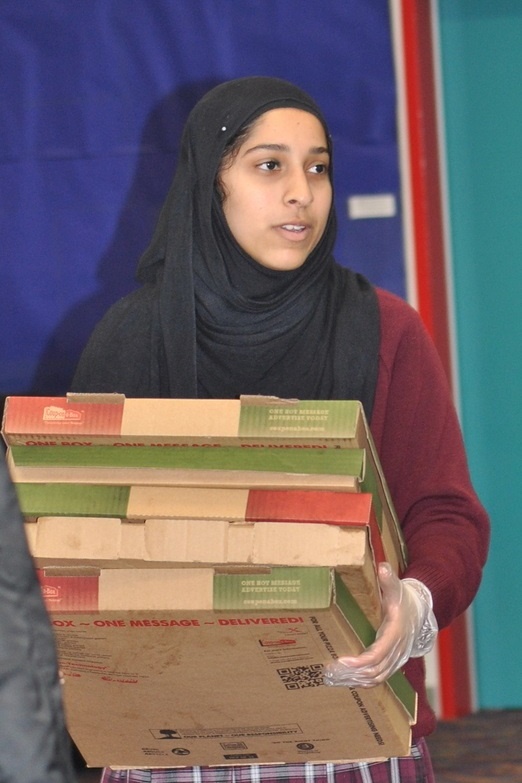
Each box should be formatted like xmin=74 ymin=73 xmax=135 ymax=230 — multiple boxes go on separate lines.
xmin=399 ymin=0 xmax=473 ymax=717
xmin=401 ymin=0 xmax=451 ymax=380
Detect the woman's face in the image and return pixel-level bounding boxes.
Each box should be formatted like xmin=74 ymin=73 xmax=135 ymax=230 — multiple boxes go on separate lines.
xmin=219 ymin=108 xmax=332 ymax=271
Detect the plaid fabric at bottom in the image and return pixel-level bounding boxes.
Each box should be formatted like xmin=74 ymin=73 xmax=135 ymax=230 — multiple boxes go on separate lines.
xmin=100 ymin=740 xmax=435 ymax=783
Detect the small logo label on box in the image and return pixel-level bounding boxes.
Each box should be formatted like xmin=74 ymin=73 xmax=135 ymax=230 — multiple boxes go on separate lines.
xmin=43 ymin=405 xmax=84 ymax=423
xmin=41 ymin=584 xmax=61 ymax=599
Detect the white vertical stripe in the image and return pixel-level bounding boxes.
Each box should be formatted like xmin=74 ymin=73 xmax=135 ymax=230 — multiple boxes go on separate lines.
xmin=360 ymin=763 xmax=373 ymax=783
xmin=304 ymin=763 xmax=315 ymax=783
xmin=326 ymin=762 xmax=335 ymax=783
xmin=429 ymin=0 xmax=461 ymax=411
xmin=388 ymin=0 xmax=419 ymax=310
xmin=249 ymin=764 xmax=261 ymax=783
xmin=390 ymin=755 xmax=401 ymax=783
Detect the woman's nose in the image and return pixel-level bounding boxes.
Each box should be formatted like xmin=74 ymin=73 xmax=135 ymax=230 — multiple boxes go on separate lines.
xmin=285 ymin=169 xmax=313 ymax=206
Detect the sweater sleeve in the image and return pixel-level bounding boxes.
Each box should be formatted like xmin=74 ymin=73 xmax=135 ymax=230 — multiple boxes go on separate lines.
xmin=370 ymin=289 xmax=490 ymax=630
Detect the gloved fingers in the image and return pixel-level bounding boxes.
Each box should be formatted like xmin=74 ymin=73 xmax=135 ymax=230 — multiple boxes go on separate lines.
xmin=323 ymin=634 xmax=407 ymax=688
xmin=324 ymin=564 xmax=415 ymax=688
xmin=338 ymin=620 xmax=403 ymax=671
xmin=324 ymin=568 xmax=437 ymax=689
xmin=323 ymin=658 xmax=368 ymax=688
xmin=377 ymin=562 xmax=403 ymax=609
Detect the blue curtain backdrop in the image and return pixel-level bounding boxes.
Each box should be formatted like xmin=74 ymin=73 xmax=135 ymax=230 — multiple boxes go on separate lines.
xmin=0 ymin=0 xmax=403 ymax=396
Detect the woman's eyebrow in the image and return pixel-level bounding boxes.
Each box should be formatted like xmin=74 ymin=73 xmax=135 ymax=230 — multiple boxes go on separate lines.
xmin=244 ymin=143 xmax=330 ymax=156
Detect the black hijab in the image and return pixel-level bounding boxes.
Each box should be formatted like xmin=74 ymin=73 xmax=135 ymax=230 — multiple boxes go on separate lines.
xmin=75 ymin=77 xmax=380 ymax=417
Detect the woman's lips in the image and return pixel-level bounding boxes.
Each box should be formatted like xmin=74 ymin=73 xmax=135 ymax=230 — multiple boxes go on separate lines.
xmin=277 ymin=223 xmax=310 ymax=240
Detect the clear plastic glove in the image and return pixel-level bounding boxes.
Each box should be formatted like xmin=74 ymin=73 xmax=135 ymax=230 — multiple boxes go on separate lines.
xmin=324 ymin=562 xmax=438 ymax=688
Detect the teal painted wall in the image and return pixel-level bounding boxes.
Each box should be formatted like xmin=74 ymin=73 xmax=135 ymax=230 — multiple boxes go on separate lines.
xmin=438 ymin=1 xmax=522 ymax=707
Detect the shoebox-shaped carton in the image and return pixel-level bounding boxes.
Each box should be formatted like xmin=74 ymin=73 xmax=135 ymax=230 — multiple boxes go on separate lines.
xmin=41 ymin=565 xmax=416 ymax=769
xmin=27 ymin=491 xmax=386 ymax=627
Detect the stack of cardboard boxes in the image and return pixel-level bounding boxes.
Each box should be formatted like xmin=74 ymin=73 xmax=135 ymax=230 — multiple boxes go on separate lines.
xmin=2 ymin=393 xmax=415 ymax=769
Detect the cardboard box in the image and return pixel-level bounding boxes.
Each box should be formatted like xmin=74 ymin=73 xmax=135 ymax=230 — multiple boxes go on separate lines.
xmin=17 ymin=479 xmax=403 ymax=578
xmin=7 ymin=444 xmax=365 ymax=489
xmin=11 ymin=460 xmax=404 ymax=576
xmin=2 ymin=394 xmax=370 ymax=448
xmin=26 ymin=492 xmax=386 ymax=626
xmin=3 ymin=395 xmax=407 ymax=571
xmin=42 ymin=567 xmax=416 ymax=768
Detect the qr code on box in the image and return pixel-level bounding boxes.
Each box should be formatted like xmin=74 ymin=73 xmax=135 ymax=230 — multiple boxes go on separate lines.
xmin=277 ymin=664 xmax=324 ymax=690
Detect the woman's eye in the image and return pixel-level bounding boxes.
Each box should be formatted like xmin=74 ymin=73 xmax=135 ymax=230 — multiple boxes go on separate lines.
xmin=310 ymin=163 xmax=329 ymax=175
xmin=259 ymin=160 xmax=279 ymax=171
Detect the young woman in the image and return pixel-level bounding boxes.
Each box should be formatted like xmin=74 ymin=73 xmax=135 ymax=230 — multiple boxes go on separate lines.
xmin=72 ymin=76 xmax=490 ymax=783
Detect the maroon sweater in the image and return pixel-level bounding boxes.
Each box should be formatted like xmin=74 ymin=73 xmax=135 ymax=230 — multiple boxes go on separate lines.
xmin=371 ymin=288 xmax=490 ymax=738
xmin=73 ymin=281 xmax=489 ymax=742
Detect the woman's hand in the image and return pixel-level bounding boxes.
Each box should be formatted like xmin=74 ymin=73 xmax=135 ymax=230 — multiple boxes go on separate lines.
xmin=324 ymin=563 xmax=438 ymax=688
